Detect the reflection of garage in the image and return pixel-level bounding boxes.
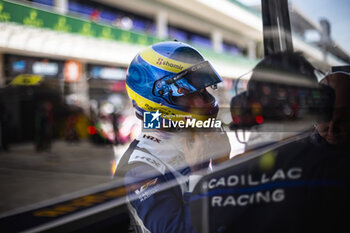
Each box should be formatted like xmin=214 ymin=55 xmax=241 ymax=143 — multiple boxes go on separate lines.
xmin=0 ymin=54 xmax=130 ymax=143
xmin=1 ymin=54 xmax=77 ymax=143
xmin=87 ymin=64 xmax=128 ymax=111
xmin=0 ymin=85 xmax=63 ymax=143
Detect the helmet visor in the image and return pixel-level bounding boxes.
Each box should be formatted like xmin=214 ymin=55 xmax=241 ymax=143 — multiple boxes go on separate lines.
xmin=154 ymin=61 xmax=222 ymax=99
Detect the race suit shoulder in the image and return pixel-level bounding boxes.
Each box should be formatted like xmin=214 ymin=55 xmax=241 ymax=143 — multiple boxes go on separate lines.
xmin=117 ymin=132 xmax=195 ymax=233
xmin=125 ymin=164 xmax=194 ymax=233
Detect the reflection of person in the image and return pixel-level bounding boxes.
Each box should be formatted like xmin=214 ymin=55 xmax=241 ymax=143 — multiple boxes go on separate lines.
xmin=35 ymin=101 xmax=53 ymax=151
xmin=116 ymin=41 xmax=230 ymax=233
xmin=190 ymin=53 xmax=350 ymax=233
xmin=0 ymin=102 xmax=10 ymax=151
xmin=231 ymin=52 xmax=320 ymax=149
xmin=315 ymin=72 xmax=350 ymax=147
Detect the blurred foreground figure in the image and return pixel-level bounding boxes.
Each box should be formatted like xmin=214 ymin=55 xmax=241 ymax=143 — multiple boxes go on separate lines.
xmin=116 ymin=41 xmax=230 ymax=233
xmin=315 ymin=72 xmax=350 ymax=146
xmin=190 ymin=53 xmax=349 ymax=233
xmin=0 ymin=102 xmax=10 ymax=151
xmin=35 ymin=101 xmax=54 ymax=152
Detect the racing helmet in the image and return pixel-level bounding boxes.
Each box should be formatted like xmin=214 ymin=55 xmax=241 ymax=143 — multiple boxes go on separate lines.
xmin=126 ymin=41 xmax=222 ymax=122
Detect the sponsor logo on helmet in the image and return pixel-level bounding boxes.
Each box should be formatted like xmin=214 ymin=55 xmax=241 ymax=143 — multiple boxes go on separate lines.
xmin=155 ymin=57 xmax=184 ymax=71
xmin=156 ymin=58 xmax=164 ymax=65
xmin=139 ymin=47 xmax=192 ymax=73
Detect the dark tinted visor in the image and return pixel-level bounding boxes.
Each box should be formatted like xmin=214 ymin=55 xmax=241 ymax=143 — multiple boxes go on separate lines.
xmin=165 ymin=61 xmax=222 ymax=92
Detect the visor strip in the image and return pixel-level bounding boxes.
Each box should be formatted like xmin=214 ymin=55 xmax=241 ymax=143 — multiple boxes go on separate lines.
xmin=139 ymin=47 xmax=193 ymax=73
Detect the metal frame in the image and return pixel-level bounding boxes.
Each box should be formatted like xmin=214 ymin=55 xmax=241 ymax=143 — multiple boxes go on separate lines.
xmin=262 ymin=0 xmax=294 ymax=56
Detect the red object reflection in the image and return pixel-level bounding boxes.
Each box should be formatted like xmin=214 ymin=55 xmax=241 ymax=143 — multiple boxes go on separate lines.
xmin=87 ymin=126 xmax=97 ymax=135
xmin=255 ymin=115 xmax=264 ymax=124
